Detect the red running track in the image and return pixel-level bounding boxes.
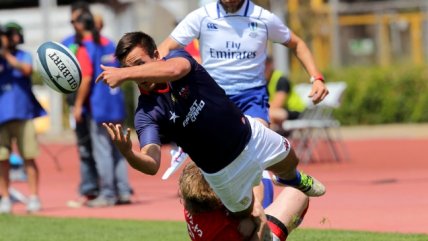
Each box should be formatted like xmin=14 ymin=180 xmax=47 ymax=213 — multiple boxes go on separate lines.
xmin=8 ymin=138 xmax=428 ymax=234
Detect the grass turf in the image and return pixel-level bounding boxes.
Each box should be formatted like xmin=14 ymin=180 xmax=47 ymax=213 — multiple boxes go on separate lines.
xmin=0 ymin=215 xmax=427 ymax=241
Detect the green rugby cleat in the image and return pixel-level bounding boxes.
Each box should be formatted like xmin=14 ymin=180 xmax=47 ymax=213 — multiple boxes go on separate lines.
xmin=273 ymin=171 xmax=326 ymax=197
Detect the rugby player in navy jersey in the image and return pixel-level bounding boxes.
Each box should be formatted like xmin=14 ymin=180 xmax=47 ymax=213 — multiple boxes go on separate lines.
xmin=96 ymin=31 xmax=325 ymax=240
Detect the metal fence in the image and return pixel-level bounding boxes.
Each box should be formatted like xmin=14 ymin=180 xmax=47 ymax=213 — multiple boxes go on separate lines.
xmin=287 ymin=0 xmax=428 ymax=70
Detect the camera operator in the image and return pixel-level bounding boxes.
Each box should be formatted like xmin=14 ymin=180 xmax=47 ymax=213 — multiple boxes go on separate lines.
xmin=0 ymin=23 xmax=31 ymax=75
xmin=0 ymin=22 xmax=46 ymax=214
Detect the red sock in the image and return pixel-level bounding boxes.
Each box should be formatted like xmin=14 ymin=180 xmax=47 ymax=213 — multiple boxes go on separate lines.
xmin=266 ymin=214 xmax=288 ymax=240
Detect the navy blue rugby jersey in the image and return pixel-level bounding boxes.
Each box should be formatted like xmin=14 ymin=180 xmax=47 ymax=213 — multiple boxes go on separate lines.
xmin=134 ymin=49 xmax=251 ymax=173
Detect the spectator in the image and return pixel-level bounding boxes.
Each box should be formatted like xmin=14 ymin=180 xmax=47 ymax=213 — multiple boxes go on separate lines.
xmin=0 ymin=22 xmax=46 ymax=213
xmin=265 ymin=56 xmax=306 ymax=134
xmin=9 ymin=152 xmax=26 ymax=182
xmin=65 ymin=6 xmax=133 ymax=207
xmin=93 ymin=13 xmax=104 ymax=32
xmin=62 ymin=1 xmax=99 ymax=208
xmin=180 ymin=162 xmax=309 ymax=241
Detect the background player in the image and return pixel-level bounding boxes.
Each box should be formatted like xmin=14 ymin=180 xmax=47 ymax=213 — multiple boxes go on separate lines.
xmin=159 ymin=0 xmax=328 ymax=126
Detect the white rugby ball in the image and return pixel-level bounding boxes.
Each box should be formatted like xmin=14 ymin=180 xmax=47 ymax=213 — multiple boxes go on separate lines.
xmin=36 ymin=41 xmax=82 ymax=94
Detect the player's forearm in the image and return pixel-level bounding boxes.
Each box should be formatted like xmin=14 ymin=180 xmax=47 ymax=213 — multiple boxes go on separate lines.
xmin=124 ymin=145 xmax=161 ymax=175
xmin=292 ymin=40 xmax=322 ymax=78
xmin=285 ymin=33 xmax=322 ymax=78
xmin=129 ymin=64 xmax=180 ymax=83
xmin=127 ymin=58 xmax=190 ymax=84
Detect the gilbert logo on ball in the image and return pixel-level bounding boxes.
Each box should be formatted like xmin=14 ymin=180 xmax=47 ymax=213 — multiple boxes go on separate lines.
xmin=36 ymin=41 xmax=82 ymax=93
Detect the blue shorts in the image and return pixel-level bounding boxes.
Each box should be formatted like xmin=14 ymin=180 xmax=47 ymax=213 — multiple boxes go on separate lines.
xmin=227 ymin=86 xmax=270 ymax=123
xmin=262 ymin=177 xmax=274 ymax=208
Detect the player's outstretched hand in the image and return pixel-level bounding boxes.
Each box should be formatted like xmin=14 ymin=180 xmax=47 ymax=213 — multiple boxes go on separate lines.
xmin=96 ymin=64 xmax=126 ymax=88
xmin=102 ymin=123 xmax=132 ymax=155
xmin=249 ymin=200 xmax=271 ymax=241
xmin=308 ymin=80 xmax=329 ymax=105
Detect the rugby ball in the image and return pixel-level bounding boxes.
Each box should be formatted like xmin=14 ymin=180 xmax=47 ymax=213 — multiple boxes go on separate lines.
xmin=36 ymin=41 xmax=82 ymax=94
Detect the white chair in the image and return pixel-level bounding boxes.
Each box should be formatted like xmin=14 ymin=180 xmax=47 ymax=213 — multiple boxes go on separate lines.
xmin=282 ymin=82 xmax=350 ymax=163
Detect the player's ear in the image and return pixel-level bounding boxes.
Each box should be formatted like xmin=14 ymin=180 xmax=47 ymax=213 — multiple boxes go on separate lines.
xmin=153 ymin=50 xmax=159 ymax=60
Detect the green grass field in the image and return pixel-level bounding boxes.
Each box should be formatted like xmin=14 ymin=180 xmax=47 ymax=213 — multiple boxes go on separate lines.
xmin=0 ymin=215 xmax=427 ymax=241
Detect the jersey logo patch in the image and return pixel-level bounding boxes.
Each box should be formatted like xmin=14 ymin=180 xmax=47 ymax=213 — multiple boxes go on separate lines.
xmin=239 ymin=196 xmax=250 ymax=207
xmin=248 ymin=22 xmax=258 ymax=38
xmin=207 ymin=22 xmax=218 ymax=31
xmin=171 ymin=93 xmax=177 ymax=103
xmin=169 ymin=111 xmax=180 ymax=123
xmin=183 ymin=100 xmax=205 ymax=127
xmin=178 ymin=85 xmax=190 ymax=99
xmin=283 ymin=138 xmax=290 ymax=151
xmin=249 ymin=22 xmax=258 ymax=31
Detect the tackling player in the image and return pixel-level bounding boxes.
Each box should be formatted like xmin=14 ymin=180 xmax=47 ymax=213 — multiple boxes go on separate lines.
xmin=180 ymin=162 xmax=309 ymax=241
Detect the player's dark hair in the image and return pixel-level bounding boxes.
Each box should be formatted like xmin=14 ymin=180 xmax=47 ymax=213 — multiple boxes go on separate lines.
xmin=115 ymin=31 xmax=157 ymax=65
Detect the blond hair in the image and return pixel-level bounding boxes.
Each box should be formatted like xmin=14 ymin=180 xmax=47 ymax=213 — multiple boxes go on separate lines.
xmin=179 ymin=162 xmax=223 ymax=214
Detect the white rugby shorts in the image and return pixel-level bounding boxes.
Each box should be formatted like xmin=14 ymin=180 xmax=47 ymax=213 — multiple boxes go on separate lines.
xmin=202 ymin=116 xmax=291 ymax=213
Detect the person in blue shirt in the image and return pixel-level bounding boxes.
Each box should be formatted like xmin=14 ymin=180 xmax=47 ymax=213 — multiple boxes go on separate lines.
xmin=68 ymin=9 xmax=132 ymax=208
xmin=96 ymin=31 xmax=325 ymax=240
xmin=62 ymin=1 xmax=100 ymax=208
xmin=0 ymin=22 xmax=46 ymax=214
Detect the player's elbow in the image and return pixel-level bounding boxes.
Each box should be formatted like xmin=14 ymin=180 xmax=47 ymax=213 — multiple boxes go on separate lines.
xmin=169 ymin=65 xmax=190 ymax=80
xmin=168 ymin=67 xmax=184 ymax=79
xmin=128 ymin=161 xmax=159 ymax=176
xmin=145 ymin=167 xmax=159 ymax=176
xmin=164 ymin=58 xmax=191 ymax=81
xmin=131 ymin=164 xmax=158 ymax=176
xmin=146 ymin=161 xmax=161 ymax=175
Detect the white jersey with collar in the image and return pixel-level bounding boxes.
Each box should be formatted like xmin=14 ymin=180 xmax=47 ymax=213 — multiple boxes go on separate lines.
xmin=170 ymin=0 xmax=291 ymax=95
